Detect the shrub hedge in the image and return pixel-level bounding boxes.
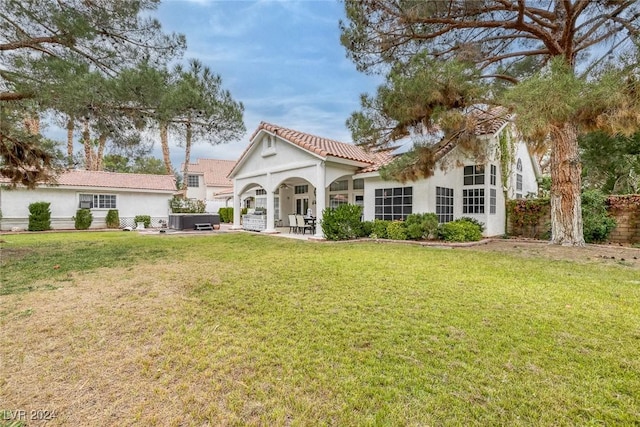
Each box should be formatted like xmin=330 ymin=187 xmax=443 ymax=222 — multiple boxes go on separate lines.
xmin=74 ymin=209 xmax=93 ymax=230
xmin=134 ymin=215 xmax=152 ymax=228
xmin=321 ymin=204 xmax=363 ymax=241
xmin=28 ymin=202 xmax=51 ymax=231
xmin=105 ymin=209 xmax=120 ymax=228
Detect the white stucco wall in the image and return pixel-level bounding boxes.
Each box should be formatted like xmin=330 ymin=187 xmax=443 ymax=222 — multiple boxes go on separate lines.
xmin=0 ymin=186 xmax=172 ymax=230
xmin=359 ymin=131 xmax=537 ymax=237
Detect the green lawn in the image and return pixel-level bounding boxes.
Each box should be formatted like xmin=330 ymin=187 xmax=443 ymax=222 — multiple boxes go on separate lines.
xmin=1 ymin=232 xmax=639 ymax=426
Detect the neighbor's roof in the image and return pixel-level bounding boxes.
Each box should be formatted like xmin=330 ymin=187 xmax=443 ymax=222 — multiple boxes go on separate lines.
xmin=183 ymin=159 xmax=235 ymax=186
xmin=40 ymin=170 xmax=176 ymax=191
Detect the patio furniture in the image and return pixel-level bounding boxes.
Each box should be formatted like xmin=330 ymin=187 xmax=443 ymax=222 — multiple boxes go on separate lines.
xmin=288 ymin=214 xmax=298 ymax=233
xmin=296 ymin=214 xmax=313 ymax=235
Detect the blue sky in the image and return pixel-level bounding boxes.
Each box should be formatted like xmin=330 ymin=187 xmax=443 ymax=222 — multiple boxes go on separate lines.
xmin=153 ymin=0 xmax=382 ymax=166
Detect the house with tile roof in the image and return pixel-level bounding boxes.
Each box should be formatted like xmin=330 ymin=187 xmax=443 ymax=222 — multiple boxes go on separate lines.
xmin=228 ymin=110 xmax=539 ymax=238
xmin=0 ymin=170 xmax=177 ymax=230
xmin=182 ymin=158 xmax=236 ymax=212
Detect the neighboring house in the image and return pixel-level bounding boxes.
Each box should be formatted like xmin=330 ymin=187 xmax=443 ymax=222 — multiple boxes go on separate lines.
xmin=182 ymin=159 xmax=236 ymax=212
xmin=228 ymin=110 xmax=539 ymax=238
xmin=0 ymin=170 xmax=177 ymax=231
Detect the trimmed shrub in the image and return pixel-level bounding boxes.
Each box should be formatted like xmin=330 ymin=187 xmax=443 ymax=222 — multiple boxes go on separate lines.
xmin=321 ymin=204 xmax=363 ymax=241
xmin=241 ymin=207 xmax=248 ymax=215
xmin=360 ymin=220 xmax=374 ymax=238
xmin=73 ymin=208 xmax=93 ymax=230
xmin=405 ymin=212 xmax=439 ymax=240
xmin=370 ymin=219 xmax=390 ymax=239
xmin=28 ymin=201 xmax=51 ymax=231
xmin=386 ymin=221 xmax=408 ymax=240
xmin=218 ymin=207 xmax=234 ymax=223
xmin=582 ymin=189 xmax=617 ymax=243
xmin=439 ymin=219 xmax=483 ymax=242
xmin=134 ymin=215 xmax=152 ymax=228
xmin=457 ymin=216 xmax=485 ymax=233
xmin=105 ymin=209 xmax=120 ymax=228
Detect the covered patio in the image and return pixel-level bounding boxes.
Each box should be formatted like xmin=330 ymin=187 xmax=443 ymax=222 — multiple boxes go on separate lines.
xmin=228 ymin=122 xmax=376 ymax=238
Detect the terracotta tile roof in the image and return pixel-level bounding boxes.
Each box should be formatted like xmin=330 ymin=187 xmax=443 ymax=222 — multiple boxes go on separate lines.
xmin=358 ymin=149 xmax=396 ymax=174
xmin=473 ymin=106 xmax=511 ymax=135
xmin=183 ymin=159 xmax=235 ymax=186
xmin=42 ymin=170 xmax=176 ymax=191
xmin=248 ymin=122 xmax=375 ymax=164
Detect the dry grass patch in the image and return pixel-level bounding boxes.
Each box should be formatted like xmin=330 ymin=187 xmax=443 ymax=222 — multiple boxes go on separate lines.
xmin=1 ymin=263 xmax=217 ymax=426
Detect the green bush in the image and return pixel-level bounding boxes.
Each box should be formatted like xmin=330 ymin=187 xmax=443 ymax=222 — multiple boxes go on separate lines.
xmin=360 ymin=221 xmax=374 ymax=238
xmin=218 ymin=207 xmax=234 ymax=223
xmin=321 ymin=204 xmax=363 ymax=241
xmin=241 ymin=207 xmax=248 ymax=215
xmin=134 ymin=215 xmax=152 ymax=228
xmin=457 ymin=216 xmax=485 ymax=233
xmin=439 ymin=219 xmax=483 ymax=242
xmin=370 ymin=219 xmax=390 ymax=239
xmin=582 ymin=189 xmax=617 ymax=243
xmin=386 ymin=221 xmax=408 ymax=240
xmin=105 ymin=209 xmax=120 ymax=228
xmin=73 ymin=209 xmax=93 ymax=230
xmin=405 ymin=213 xmax=439 ymax=240
xmin=28 ymin=201 xmax=51 ymax=231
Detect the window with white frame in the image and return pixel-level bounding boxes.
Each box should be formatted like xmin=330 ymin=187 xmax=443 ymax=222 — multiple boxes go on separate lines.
xmin=463 ymin=165 xmax=485 ymax=185
xmin=329 ymin=194 xmax=349 ymax=209
xmin=79 ymin=193 xmax=116 ymax=209
xmin=255 ymin=188 xmax=267 ymax=209
xmin=294 ymin=185 xmax=308 ymax=194
xmin=187 ymin=175 xmax=199 ymax=187
xmin=374 ymin=187 xmax=412 ymax=220
xmin=490 ymin=164 xmax=497 ymax=186
xmin=353 ymin=178 xmax=364 ymax=190
xmin=463 ymin=188 xmax=484 ymax=214
xmin=436 ymin=186 xmax=454 ymax=223
xmin=490 ymin=188 xmax=497 ymax=214
xmin=515 ymin=158 xmax=523 ymax=198
xmin=329 ymin=179 xmax=348 ymax=191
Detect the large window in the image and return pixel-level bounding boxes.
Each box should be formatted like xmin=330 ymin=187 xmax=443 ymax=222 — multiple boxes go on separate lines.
xmin=187 ymin=175 xmax=199 ymax=187
xmin=436 ymin=187 xmax=454 ymax=223
xmin=79 ymin=194 xmax=116 ymax=209
xmin=464 ymin=165 xmax=485 ymax=185
xmin=374 ymin=187 xmax=412 ymax=220
xmin=463 ymin=189 xmax=484 ymax=214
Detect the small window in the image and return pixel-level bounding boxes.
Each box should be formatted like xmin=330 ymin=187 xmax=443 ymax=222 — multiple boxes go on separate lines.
xmin=516 ymin=174 xmax=523 ymax=191
xmin=294 ymin=185 xmax=308 ymax=194
xmin=329 ymin=180 xmax=348 ymax=191
xmin=353 ymin=179 xmax=364 ymax=190
xmin=187 ymin=175 xmax=199 ymax=187
xmin=463 ymin=165 xmax=485 ymax=186
xmin=490 ymin=164 xmax=497 ymax=186
xmin=255 ymin=189 xmax=266 ymax=195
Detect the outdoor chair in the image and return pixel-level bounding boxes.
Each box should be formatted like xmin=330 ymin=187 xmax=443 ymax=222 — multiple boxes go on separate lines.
xmin=296 ymin=214 xmax=313 ymax=235
xmin=288 ymin=214 xmax=298 ymax=233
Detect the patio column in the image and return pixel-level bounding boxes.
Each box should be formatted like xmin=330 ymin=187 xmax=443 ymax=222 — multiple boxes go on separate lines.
xmin=231 ymin=181 xmax=242 ymax=230
xmin=314 ymin=161 xmax=326 ymax=238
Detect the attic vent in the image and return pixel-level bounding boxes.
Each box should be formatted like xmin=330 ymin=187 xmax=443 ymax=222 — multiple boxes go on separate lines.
xmin=262 ymin=134 xmax=277 ymax=157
